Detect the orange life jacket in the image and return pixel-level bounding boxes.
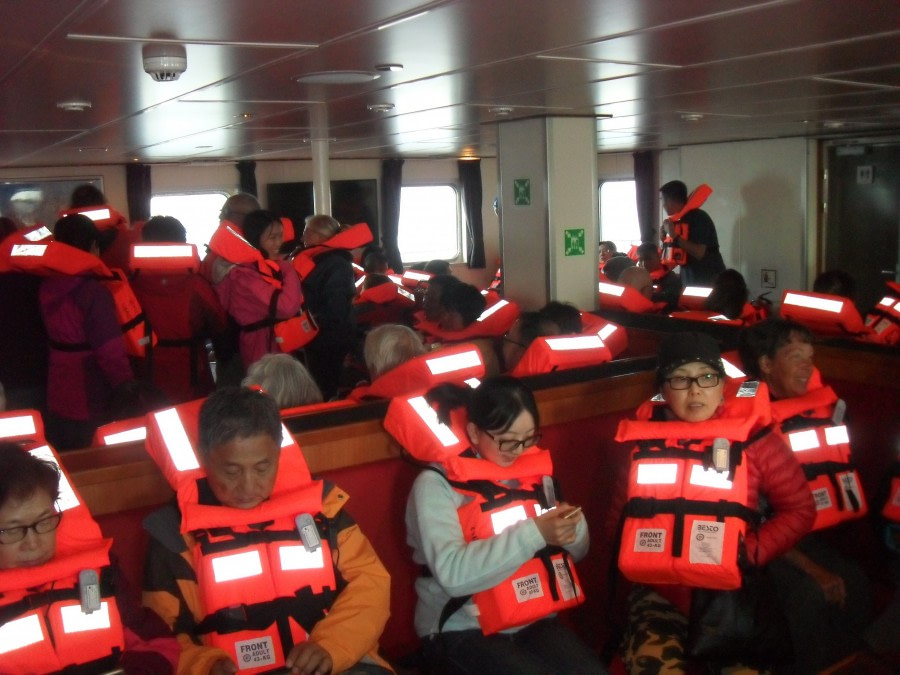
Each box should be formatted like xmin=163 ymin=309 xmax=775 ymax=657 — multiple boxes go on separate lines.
xmin=510 ymin=334 xmax=612 ymax=377
xmin=769 ymin=372 xmax=867 ymax=531
xmin=144 ymin=398 xmax=339 ymax=674
xmin=780 ymin=290 xmax=871 ymax=337
xmin=0 ymin=436 xmax=126 ymax=674
xmin=353 ymin=281 xmax=417 ymax=324
xmin=669 ymin=309 xmax=744 ymax=327
xmin=58 ymin=204 xmax=128 ymax=232
xmin=92 ymin=414 xmax=147 ymax=446
xmin=864 ymin=294 xmax=900 ymax=346
xmin=598 ymin=281 xmax=667 ymax=313
xmin=400 ymin=269 xmax=433 ymax=289
xmin=614 ymin=381 xmax=770 ymax=590
xmin=383 ymin=395 xmax=585 ymax=634
xmin=580 ymin=313 xmax=629 ymax=357
xmin=416 ymin=298 xmax=521 ymax=343
xmin=291 ymin=223 xmax=374 ymax=281
xmin=209 ymin=225 xmax=318 ymax=353
xmin=5 ymin=239 xmax=156 ymax=357
xmin=348 ymin=342 xmax=485 ymax=402
xmin=661 ymin=184 xmax=712 ymax=268
xmin=678 ymin=286 xmax=713 ymax=311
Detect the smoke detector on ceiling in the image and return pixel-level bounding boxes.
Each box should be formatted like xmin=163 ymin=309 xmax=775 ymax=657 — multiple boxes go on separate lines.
xmin=142 ymin=43 xmax=187 ymax=82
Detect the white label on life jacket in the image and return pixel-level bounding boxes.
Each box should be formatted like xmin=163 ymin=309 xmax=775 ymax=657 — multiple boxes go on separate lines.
xmin=408 ymin=396 xmax=460 ymax=447
xmin=491 ymin=505 xmax=528 ymax=534
xmin=735 ymin=381 xmax=759 ymax=398
xmin=689 ymin=521 xmax=724 ymax=565
xmin=512 ymin=572 xmax=544 ymax=603
xmin=634 ymin=528 xmax=666 ymax=552
xmin=552 ymin=558 xmax=577 ymax=601
xmin=279 ymin=544 xmax=325 ymax=571
xmin=0 ymin=413 xmax=37 ymax=439
xmin=788 ymin=429 xmax=820 ymax=452
xmin=154 ymin=408 xmax=200 ymax=471
xmin=824 ymin=425 xmax=849 ymax=446
xmin=689 ymin=464 xmax=733 ymax=489
xmin=879 ymin=296 xmax=894 ymax=307
xmin=235 ymin=635 xmax=277 ymax=670
xmin=28 ymin=445 xmax=80 ymax=512
xmin=426 ymin=349 xmax=481 ymax=375
xmin=637 ymin=463 xmax=678 ymax=485
xmin=60 ymin=601 xmax=111 ymax=633
xmin=812 ymin=487 xmax=833 ymax=511
xmin=212 ymin=550 xmax=263 ymax=582
xmin=0 ymin=613 xmax=45 ymax=653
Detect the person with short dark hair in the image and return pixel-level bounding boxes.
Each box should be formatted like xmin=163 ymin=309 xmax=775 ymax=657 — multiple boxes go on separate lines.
xmin=141 ymin=215 xmax=187 ymax=243
xmin=438 ymin=280 xmax=487 ymax=331
xmin=501 ymin=310 xmax=562 ymax=372
xmin=813 ymin=269 xmax=856 ymax=300
xmin=538 ymin=300 xmax=583 ymax=334
xmin=397 ymin=377 xmax=605 ymax=674
xmin=599 ymin=241 xmax=617 ymax=264
xmin=423 ymin=259 xmax=452 ymax=276
xmin=422 ymin=274 xmax=460 ymax=323
xmin=0 ymin=442 xmax=179 ymax=672
xmin=40 ymin=214 xmax=134 ymax=449
xmin=142 ymin=387 xmax=392 ymax=675
xmin=618 ymin=332 xmax=814 ymax=673
xmin=704 ymin=268 xmax=749 ymax=320
xmin=659 ymin=180 xmax=725 ymax=286
xmin=601 ymin=253 xmax=635 ymax=282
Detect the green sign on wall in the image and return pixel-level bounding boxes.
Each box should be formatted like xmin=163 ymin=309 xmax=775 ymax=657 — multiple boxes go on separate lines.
xmin=564 ymin=228 xmax=585 ymax=256
xmin=513 ymin=178 xmax=531 ymax=206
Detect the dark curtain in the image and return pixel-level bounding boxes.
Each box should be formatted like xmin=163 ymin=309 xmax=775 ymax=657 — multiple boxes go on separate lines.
xmin=459 ymin=159 xmax=486 ymax=268
xmin=125 ymin=163 xmax=151 ymax=222
xmin=633 ymin=150 xmax=656 ymax=242
xmin=236 ymin=161 xmax=258 ymax=197
xmin=380 ymin=158 xmax=404 ymax=272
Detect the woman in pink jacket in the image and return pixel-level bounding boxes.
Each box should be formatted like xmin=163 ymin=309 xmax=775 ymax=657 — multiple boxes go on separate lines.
xmin=211 ymin=209 xmax=303 ymax=371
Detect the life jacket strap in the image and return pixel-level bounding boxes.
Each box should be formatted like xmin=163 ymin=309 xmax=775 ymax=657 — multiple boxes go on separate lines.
xmin=194 ymin=585 xmax=337 ymax=637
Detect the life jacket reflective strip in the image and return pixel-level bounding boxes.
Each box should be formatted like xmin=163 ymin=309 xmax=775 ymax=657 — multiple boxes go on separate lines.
xmin=0 ymin=409 xmax=45 ymax=444
xmin=769 ymin=376 xmax=867 ymax=531
xmin=348 ymin=342 xmax=485 ymax=402
xmin=58 ymin=205 xmax=128 ymax=232
xmin=210 ymin=226 xmax=318 ymax=352
xmin=92 ymin=415 xmax=147 ymax=446
xmin=580 ymin=313 xmax=628 ymax=357
xmin=6 ymin=240 xmax=156 ymax=357
xmin=669 ymin=309 xmax=744 ymax=327
xmin=144 ymin=397 xmax=338 ymax=673
xmin=130 ymin=242 xmax=201 ymax=273
xmin=719 ymin=351 xmax=748 ymax=382
xmin=510 ymin=334 xmax=612 ymax=377
xmin=383 ymin=397 xmax=583 ymax=634
xmin=416 ymin=299 xmax=521 ymax=342
xmin=355 ymin=280 xmax=416 ymax=307
xmin=661 ymin=184 xmax=712 ymax=267
xmin=598 ymin=281 xmax=666 ymax=313
xmin=401 ymin=269 xmax=432 ymax=289
xmin=864 ymin=296 xmax=900 ymax=345
xmin=678 ymin=286 xmax=713 ymax=311
xmin=614 ymin=382 xmax=769 ymax=590
xmin=780 ymin=290 xmax=870 ymax=336
xmin=291 ymin=223 xmax=374 ymax=280
xmin=481 ymin=288 xmax=502 ymax=307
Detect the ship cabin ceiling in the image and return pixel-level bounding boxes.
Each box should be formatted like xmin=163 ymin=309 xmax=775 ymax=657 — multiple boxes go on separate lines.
xmin=1 ymin=0 xmax=899 ymax=168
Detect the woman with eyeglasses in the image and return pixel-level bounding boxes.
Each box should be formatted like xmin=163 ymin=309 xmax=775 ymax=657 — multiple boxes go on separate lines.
xmin=615 ymin=332 xmax=815 ymax=674
xmin=398 ymin=376 xmax=607 ymax=674
xmin=0 ymin=441 xmax=179 ymax=673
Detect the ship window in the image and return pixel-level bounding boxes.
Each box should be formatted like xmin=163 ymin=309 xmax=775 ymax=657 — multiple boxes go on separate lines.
xmin=150 ymin=192 xmax=229 ymax=250
xmin=398 ymin=185 xmax=461 ymax=263
xmin=599 ymin=180 xmax=640 ymax=254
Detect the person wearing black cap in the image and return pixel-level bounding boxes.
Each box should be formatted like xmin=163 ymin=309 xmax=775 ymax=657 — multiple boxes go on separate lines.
xmin=616 ymin=332 xmax=815 ymax=673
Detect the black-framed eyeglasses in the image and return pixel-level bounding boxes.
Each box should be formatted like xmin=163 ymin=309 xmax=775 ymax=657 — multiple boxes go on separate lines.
xmin=0 ymin=513 xmax=62 ymax=545
xmin=664 ymin=373 xmax=721 ymax=390
xmin=483 ymin=430 xmax=542 ymax=453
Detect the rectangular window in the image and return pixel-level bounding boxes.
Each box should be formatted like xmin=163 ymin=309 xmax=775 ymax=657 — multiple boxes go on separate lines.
xmin=398 ymin=185 xmax=461 ymax=263
xmin=150 ymin=192 xmax=229 ymax=250
xmin=599 ymin=180 xmax=640 ymax=253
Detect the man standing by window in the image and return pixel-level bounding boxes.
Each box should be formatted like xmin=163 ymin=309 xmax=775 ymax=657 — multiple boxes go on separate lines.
xmin=659 ymin=180 xmax=725 ymax=286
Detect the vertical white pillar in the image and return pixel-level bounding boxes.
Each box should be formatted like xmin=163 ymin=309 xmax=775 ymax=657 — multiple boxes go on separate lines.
xmin=498 ymin=116 xmax=598 ymax=311
xmin=310 ymin=102 xmax=331 ymax=215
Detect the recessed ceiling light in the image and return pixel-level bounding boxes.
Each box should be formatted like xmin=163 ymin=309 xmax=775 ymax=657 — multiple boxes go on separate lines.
xmin=823 ymin=120 xmax=845 ymax=129
xmin=367 ymin=102 xmax=395 ymax=113
xmin=374 ymin=63 xmax=404 ymax=72
xmin=296 ymin=70 xmax=380 ymax=85
xmin=680 ymin=112 xmax=704 ymax=122
xmin=233 ymin=113 xmax=252 ymax=120
xmin=57 ymin=99 xmax=92 ymax=112
xmin=489 ymin=106 xmax=514 ymax=116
